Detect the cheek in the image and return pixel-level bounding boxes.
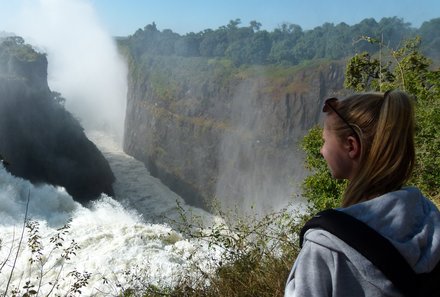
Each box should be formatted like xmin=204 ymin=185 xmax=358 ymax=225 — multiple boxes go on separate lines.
xmin=320 ymin=142 xmax=331 ymax=161
xmin=321 ymin=141 xmax=344 ymax=175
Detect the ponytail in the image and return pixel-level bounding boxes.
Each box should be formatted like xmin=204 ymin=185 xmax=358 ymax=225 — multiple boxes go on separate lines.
xmin=327 ymin=91 xmax=415 ymax=206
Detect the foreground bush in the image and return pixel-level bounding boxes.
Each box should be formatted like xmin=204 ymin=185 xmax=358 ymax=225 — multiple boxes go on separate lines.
xmin=0 ymin=219 xmax=90 ymax=296
xmin=120 ymin=201 xmax=305 ymax=297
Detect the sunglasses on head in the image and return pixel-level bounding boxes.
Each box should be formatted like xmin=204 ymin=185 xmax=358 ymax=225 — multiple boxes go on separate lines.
xmin=323 ymin=97 xmax=358 ymax=137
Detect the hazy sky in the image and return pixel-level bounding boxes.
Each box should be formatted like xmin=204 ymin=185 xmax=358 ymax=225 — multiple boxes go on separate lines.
xmin=0 ymin=0 xmax=439 ymax=37
xmin=90 ymin=0 xmax=439 ymax=36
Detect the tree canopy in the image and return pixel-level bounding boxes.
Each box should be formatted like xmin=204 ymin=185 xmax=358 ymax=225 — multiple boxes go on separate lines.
xmin=122 ymin=17 xmax=440 ymax=66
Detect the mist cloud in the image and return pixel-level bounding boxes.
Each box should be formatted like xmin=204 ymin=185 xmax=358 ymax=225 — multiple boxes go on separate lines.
xmin=11 ymin=0 xmax=127 ymax=142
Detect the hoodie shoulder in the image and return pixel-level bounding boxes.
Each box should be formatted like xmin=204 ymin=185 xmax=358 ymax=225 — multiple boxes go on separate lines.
xmin=339 ymin=187 xmax=440 ymax=273
xmin=298 ymin=229 xmax=402 ymax=296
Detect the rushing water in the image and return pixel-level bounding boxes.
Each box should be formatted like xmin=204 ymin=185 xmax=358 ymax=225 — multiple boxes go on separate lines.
xmin=0 ymin=1 xmax=225 ymax=294
xmin=0 ymin=130 xmax=221 ymax=296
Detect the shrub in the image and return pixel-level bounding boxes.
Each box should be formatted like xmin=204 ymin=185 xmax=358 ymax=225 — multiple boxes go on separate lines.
xmin=0 ymin=219 xmax=90 ymax=296
xmin=120 ymin=201 xmax=305 ymax=296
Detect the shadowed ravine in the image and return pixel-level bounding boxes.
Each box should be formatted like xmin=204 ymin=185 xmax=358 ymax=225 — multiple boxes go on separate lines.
xmin=87 ymin=130 xmax=214 ymax=223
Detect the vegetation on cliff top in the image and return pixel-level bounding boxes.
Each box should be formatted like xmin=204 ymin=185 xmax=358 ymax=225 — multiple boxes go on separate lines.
xmin=0 ymin=36 xmax=42 ymax=64
xmin=121 ymin=17 xmax=440 ymax=66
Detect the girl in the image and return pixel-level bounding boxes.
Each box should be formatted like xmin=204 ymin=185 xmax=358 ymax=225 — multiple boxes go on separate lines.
xmin=285 ymin=90 xmax=440 ymax=296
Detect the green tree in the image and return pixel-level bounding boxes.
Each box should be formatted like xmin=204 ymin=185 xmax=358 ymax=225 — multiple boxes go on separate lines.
xmin=344 ymin=37 xmax=439 ymax=201
xmin=268 ymin=39 xmax=297 ymax=65
xmin=174 ymin=32 xmax=201 ymax=57
xmin=129 ymin=22 xmax=161 ymax=58
xmin=249 ymin=20 xmax=262 ymax=32
xmin=351 ymin=18 xmax=380 ymax=53
xmin=225 ymin=40 xmax=248 ymax=65
xmin=291 ymin=35 xmax=316 ymax=61
xmin=123 ymin=17 xmax=440 ymax=67
xmin=377 ymin=17 xmax=415 ymax=49
xmin=325 ymin=22 xmax=352 ymax=59
xmin=199 ymin=29 xmax=228 ymax=57
xmin=269 ymin=24 xmax=303 ymax=65
xmin=247 ymin=30 xmax=271 ymax=64
xmin=225 ymin=19 xmax=253 ymax=43
xmin=156 ymin=29 xmax=179 ymax=56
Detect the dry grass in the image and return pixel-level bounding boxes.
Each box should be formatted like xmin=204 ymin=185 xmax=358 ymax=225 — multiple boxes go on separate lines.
xmin=125 ymin=204 xmax=305 ymax=297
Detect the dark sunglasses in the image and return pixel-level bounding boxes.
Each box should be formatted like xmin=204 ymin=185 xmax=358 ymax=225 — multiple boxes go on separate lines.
xmin=323 ymin=98 xmax=358 ymax=137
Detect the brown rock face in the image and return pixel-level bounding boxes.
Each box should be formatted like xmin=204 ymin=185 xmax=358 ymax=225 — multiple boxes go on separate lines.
xmin=124 ymin=56 xmax=346 ymax=212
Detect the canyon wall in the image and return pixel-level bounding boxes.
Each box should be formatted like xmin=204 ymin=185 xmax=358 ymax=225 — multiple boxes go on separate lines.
xmin=124 ymin=55 xmax=346 ymax=212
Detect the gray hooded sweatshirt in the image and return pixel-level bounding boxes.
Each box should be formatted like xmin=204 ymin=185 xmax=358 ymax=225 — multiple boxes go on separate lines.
xmin=285 ymin=187 xmax=440 ymax=297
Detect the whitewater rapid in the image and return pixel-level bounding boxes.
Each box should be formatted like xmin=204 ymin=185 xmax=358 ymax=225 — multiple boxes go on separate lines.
xmin=0 ymin=131 xmax=221 ymax=296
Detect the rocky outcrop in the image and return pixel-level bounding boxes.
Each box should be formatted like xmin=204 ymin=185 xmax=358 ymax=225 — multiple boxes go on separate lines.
xmin=123 ymin=55 xmax=346 ymax=212
xmin=0 ymin=37 xmax=115 ymax=203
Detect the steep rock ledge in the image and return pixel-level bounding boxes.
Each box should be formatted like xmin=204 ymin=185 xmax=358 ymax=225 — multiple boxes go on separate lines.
xmin=0 ymin=37 xmax=115 ymax=203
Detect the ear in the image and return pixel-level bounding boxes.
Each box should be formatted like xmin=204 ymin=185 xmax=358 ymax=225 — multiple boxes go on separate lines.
xmin=345 ymin=136 xmax=361 ymax=159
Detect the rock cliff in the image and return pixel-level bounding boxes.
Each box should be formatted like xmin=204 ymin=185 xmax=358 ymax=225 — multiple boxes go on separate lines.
xmin=0 ymin=37 xmax=115 ymax=203
xmin=123 ymin=55 xmax=346 ymax=212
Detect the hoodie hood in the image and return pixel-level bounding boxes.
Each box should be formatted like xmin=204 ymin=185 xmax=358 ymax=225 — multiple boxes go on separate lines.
xmin=339 ymin=187 xmax=440 ymax=273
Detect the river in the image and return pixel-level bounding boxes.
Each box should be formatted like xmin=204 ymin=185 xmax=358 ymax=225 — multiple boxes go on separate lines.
xmin=0 ymin=130 xmax=220 ymax=296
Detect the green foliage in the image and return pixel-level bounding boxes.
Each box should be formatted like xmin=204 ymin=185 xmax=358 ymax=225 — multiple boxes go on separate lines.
xmin=1 ymin=219 xmax=90 ymax=296
xmin=128 ymin=54 xmax=237 ymax=106
xmin=51 ymin=91 xmax=66 ymax=106
xmin=345 ymin=37 xmax=440 ymax=200
xmin=186 ymin=207 xmax=303 ymax=296
xmin=344 ymin=51 xmax=393 ymax=91
xmin=149 ymin=68 xmax=181 ymax=102
xmin=0 ymin=36 xmax=42 ymax=64
xmin=122 ymin=17 xmax=440 ymax=67
xmin=118 ymin=201 xmax=305 ymax=297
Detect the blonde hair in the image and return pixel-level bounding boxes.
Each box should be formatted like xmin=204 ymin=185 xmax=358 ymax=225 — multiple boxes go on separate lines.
xmin=325 ymin=90 xmax=415 ymax=207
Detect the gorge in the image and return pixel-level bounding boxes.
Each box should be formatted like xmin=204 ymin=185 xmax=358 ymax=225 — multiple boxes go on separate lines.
xmin=1 ymin=3 xmax=438 ymax=293
xmin=122 ymin=52 xmax=347 ymax=212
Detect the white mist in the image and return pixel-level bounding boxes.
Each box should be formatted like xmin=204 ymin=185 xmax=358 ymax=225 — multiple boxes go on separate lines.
xmin=215 ymin=78 xmax=305 ymax=215
xmin=14 ymin=0 xmax=127 ymax=143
